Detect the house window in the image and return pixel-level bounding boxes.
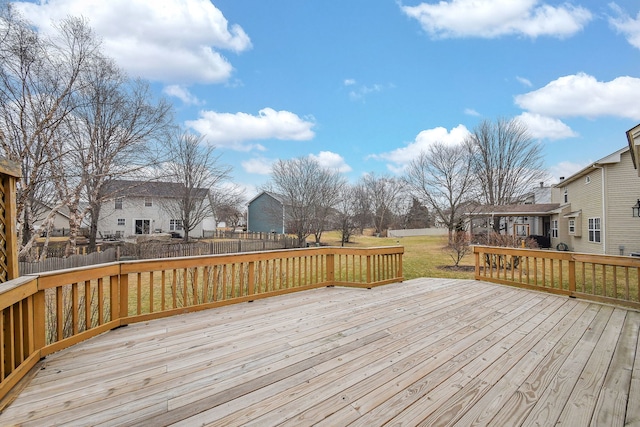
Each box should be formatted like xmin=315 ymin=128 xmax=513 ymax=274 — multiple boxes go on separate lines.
xmin=588 ymin=218 xmax=601 ymax=243
xmin=568 ymin=219 xmax=575 ymax=234
xmin=551 ymin=220 xmax=558 ymax=238
xmin=144 ymin=197 xmax=153 ymax=207
xmin=115 ymin=198 xmax=123 ymax=210
xmin=563 ymin=188 xmax=568 ymax=203
xmin=117 ymin=218 xmax=125 ymax=226
xmin=585 ymin=176 xmax=591 ymax=184
xmin=170 ymin=219 xmax=183 ymax=231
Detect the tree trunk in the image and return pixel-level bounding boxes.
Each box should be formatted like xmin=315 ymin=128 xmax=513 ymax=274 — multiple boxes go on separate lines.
xmin=88 ymin=203 xmax=101 ymax=252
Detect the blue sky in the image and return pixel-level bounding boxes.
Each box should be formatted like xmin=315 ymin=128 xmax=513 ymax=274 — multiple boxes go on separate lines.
xmin=14 ymin=0 xmax=640 ymax=197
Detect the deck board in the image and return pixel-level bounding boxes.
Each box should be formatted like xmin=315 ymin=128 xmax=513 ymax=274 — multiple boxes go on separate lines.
xmin=0 ymin=278 xmax=639 ymax=426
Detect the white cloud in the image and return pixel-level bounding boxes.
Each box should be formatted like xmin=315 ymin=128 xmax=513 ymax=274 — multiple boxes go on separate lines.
xmin=464 ymin=108 xmax=481 ymax=116
xmin=163 ymin=85 xmax=204 ymax=106
xmin=13 ymin=0 xmax=251 ymax=84
xmin=516 ymin=112 xmax=578 ymax=140
xmin=516 ymin=76 xmax=533 ymax=87
xmin=344 ymin=78 xmax=357 ymax=86
xmin=309 ymin=151 xmax=352 ymax=173
xmin=609 ymin=4 xmax=640 ymax=49
xmin=401 ymin=0 xmax=592 ymax=39
xmin=515 ymin=72 xmax=640 ymax=120
xmin=186 ymin=108 xmax=316 ymax=151
xmin=372 ymin=124 xmax=470 ymax=169
xmin=549 ymin=160 xmax=588 ymax=182
xmin=349 ymin=83 xmax=385 ymax=101
xmin=241 ymin=158 xmax=273 ymax=175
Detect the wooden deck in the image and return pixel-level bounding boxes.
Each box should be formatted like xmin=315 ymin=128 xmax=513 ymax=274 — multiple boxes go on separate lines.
xmin=1 ymin=278 xmax=639 ymax=426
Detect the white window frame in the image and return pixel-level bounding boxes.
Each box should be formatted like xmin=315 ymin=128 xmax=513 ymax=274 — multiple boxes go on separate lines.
xmin=551 ymin=220 xmax=558 ymax=238
xmin=568 ymin=219 xmax=575 ymax=235
xmin=170 ymin=219 xmax=183 ymax=231
xmin=144 ymin=197 xmax=153 ymax=207
xmin=588 ymin=217 xmax=601 ymax=243
xmin=117 ymin=218 xmax=125 ymax=226
xmin=563 ymin=188 xmax=568 ymax=203
xmin=115 ymin=197 xmax=123 ymax=210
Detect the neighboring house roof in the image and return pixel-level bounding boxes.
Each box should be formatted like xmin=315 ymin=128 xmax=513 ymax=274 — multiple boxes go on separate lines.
xmin=247 ymin=191 xmax=286 ymax=205
xmin=554 ymin=146 xmax=629 ymax=187
xmin=103 ymin=179 xmax=209 ymax=199
xmin=627 ymin=123 xmax=640 ymax=174
xmin=467 ymin=203 xmax=560 ymax=216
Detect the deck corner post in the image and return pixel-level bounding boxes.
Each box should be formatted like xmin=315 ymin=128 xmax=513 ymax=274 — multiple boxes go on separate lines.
xmin=326 ymin=253 xmax=335 ymax=285
xmin=118 ymin=269 xmax=129 ymax=322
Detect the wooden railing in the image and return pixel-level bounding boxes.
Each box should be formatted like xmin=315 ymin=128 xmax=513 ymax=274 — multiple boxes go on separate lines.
xmin=474 ymin=245 xmax=640 ymax=310
xmin=0 ymin=246 xmax=403 ymax=402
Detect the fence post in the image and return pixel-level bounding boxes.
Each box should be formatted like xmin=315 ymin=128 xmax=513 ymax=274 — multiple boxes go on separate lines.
xmin=366 ymin=255 xmax=372 ymax=284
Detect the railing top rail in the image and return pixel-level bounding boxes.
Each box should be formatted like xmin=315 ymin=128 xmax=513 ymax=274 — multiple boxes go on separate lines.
xmin=0 ymin=275 xmax=38 ymax=311
xmin=474 ymin=245 xmax=640 ymax=266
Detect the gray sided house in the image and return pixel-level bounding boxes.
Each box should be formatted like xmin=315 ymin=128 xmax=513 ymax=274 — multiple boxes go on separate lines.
xmin=247 ymin=192 xmax=286 ymax=234
xmin=98 ymin=180 xmax=212 ymax=239
xmin=550 ymin=145 xmax=640 ymax=256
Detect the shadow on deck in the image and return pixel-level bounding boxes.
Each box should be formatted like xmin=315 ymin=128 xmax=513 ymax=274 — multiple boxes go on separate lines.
xmin=1 ymin=278 xmax=639 ymax=426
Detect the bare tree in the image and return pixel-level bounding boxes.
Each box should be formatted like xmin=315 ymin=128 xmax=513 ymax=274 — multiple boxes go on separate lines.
xmin=467 ymin=117 xmax=547 ymax=232
xmin=266 ymin=156 xmax=345 ymax=247
xmin=209 ymin=185 xmax=246 ymax=229
xmin=334 ymin=184 xmax=359 ymax=246
xmin=61 ymin=56 xmax=173 ymax=253
xmin=0 ymin=8 xmax=100 ymax=257
xmin=159 ymin=132 xmax=230 ymax=242
xmin=404 ymin=142 xmax=475 ymax=243
xmin=359 ymin=173 xmax=406 ymax=236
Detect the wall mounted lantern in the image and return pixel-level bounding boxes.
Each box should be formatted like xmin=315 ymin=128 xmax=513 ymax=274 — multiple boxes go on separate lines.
xmin=633 ymin=199 xmax=640 ymax=217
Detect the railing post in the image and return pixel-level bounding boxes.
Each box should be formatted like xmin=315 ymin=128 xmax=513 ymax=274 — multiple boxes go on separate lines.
xmin=474 ymin=249 xmax=480 ymax=279
xmin=568 ymin=257 xmax=576 ymax=293
xmin=248 ymin=261 xmax=255 ymax=296
xmin=119 ymin=270 xmax=129 ymax=320
xmin=326 ymin=253 xmax=335 ymax=284
xmin=366 ymin=255 xmax=372 ymax=284
xmin=32 ymin=288 xmax=46 ymax=351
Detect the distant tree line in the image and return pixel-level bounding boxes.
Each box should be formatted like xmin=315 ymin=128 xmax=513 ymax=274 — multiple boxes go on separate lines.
xmin=264 ymin=117 xmax=546 ymax=247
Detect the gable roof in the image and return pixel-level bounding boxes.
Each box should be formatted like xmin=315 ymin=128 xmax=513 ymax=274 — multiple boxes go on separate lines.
xmin=103 ymin=179 xmax=209 ymax=199
xmin=554 ymin=146 xmax=629 ymax=187
xmin=247 ymin=191 xmax=286 ymax=205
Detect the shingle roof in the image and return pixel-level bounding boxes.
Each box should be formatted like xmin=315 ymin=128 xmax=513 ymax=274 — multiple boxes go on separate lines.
xmin=103 ymin=180 xmax=209 ymax=199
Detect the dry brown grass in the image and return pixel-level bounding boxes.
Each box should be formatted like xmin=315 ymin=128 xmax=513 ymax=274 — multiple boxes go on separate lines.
xmin=318 ymin=231 xmax=475 ymax=281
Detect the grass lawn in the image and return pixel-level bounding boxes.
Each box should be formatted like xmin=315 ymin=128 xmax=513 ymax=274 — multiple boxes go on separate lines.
xmin=317 ymin=231 xmax=475 ymax=281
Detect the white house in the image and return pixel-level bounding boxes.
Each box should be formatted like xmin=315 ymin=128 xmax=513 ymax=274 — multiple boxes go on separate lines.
xmin=97 ymin=180 xmax=213 ymax=239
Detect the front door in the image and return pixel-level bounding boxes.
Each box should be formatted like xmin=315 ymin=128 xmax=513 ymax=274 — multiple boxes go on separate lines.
xmin=135 ymin=219 xmax=150 ymax=234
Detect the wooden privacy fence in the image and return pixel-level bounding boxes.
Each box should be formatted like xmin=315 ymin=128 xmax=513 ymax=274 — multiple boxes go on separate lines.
xmin=474 ymin=245 xmax=640 ymax=310
xmin=19 ymin=248 xmax=118 ymax=275
xmin=0 ymin=245 xmax=403 ymax=402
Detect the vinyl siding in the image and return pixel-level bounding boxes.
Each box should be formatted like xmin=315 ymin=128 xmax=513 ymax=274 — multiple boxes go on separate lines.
xmin=98 ymin=196 xmax=206 ymax=238
xmin=247 ymin=193 xmax=285 ymax=234
xmin=604 ymin=151 xmax=640 ymax=255
xmin=552 ymin=172 xmax=604 ymax=254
